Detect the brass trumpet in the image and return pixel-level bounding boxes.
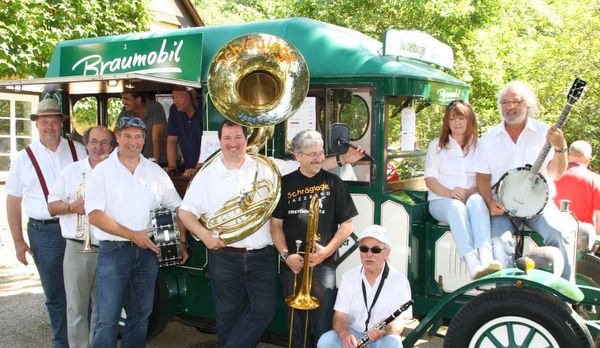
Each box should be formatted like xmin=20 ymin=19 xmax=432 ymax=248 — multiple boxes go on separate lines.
xmin=74 ymin=172 xmax=95 ymax=253
xmin=286 ymin=195 xmax=321 ymax=348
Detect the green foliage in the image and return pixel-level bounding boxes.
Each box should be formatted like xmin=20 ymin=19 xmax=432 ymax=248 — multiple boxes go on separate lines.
xmin=0 ymin=0 xmax=151 ymax=78
xmin=194 ymin=0 xmax=600 ymax=169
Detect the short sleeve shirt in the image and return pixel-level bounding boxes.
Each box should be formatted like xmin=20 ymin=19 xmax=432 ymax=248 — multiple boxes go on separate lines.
xmin=554 ymin=163 xmax=600 ymax=224
xmin=4 ymin=138 xmax=86 ymax=220
xmin=84 ymin=149 xmax=182 ymax=241
xmin=472 ymin=118 xmax=556 ymax=196
xmin=180 ymin=154 xmax=297 ymax=249
xmin=425 ymin=137 xmax=478 ymax=201
xmin=166 ymin=104 xmax=203 ymax=169
xmin=334 ymin=264 xmax=412 ymax=333
xmin=271 ymin=169 xmax=358 ymax=265
xmin=119 ymin=100 xmax=167 ymax=163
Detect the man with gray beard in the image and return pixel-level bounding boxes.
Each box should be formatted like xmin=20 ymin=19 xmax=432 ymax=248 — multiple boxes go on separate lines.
xmin=473 ymin=81 xmax=573 ymax=280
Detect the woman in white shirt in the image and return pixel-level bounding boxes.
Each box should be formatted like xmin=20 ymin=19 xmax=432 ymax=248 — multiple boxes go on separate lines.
xmin=425 ymin=100 xmax=501 ymax=279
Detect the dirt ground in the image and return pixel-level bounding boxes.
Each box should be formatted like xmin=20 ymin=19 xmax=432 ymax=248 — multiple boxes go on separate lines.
xmin=0 ymin=185 xmax=443 ymax=347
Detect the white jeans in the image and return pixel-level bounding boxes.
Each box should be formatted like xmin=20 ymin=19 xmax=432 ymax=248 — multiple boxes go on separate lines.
xmin=429 ymin=193 xmax=492 ymax=258
xmin=63 ymin=239 xmax=97 ymax=348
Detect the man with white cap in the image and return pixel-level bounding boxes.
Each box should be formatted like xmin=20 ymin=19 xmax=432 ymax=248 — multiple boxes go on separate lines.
xmin=5 ymin=98 xmax=86 ymax=348
xmin=85 ymin=116 xmax=182 ymax=347
xmin=317 ymin=225 xmax=412 ymax=348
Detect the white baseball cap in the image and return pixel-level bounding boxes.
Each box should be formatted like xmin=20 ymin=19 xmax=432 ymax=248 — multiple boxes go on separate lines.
xmin=358 ymin=225 xmax=390 ymax=246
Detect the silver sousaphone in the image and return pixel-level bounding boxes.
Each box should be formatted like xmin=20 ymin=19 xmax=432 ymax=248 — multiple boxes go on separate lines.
xmin=198 ymin=33 xmax=309 ymax=244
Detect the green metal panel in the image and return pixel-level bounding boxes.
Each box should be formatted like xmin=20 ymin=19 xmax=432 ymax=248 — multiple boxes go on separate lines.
xmin=45 ymin=18 xmax=468 ymax=103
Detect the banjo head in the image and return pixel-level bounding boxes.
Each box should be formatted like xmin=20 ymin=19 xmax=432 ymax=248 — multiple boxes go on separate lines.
xmin=496 ymin=167 xmax=549 ymax=219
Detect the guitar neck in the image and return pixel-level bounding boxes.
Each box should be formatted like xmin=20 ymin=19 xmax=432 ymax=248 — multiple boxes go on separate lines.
xmin=530 ymin=102 xmax=573 ymax=175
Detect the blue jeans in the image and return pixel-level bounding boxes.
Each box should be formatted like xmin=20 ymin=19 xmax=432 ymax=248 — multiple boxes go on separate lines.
xmin=93 ymin=241 xmax=158 ymax=348
xmin=209 ymin=246 xmax=277 ymax=348
xmin=429 ymin=194 xmax=492 ymax=258
xmin=491 ymin=202 xmax=574 ymax=280
xmin=281 ymin=263 xmax=336 ymax=348
xmin=317 ymin=328 xmax=403 ymax=348
xmin=27 ymin=219 xmax=68 ymax=348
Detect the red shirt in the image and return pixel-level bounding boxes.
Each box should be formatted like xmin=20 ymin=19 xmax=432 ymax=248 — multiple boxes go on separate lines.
xmin=554 ymin=162 xmax=600 ymax=223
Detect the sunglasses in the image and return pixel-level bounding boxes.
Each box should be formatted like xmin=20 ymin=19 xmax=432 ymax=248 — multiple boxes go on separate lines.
xmin=359 ymin=245 xmax=386 ymax=254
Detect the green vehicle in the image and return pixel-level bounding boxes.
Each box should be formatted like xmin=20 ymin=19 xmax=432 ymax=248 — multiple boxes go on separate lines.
xmin=2 ymin=17 xmax=600 ymax=347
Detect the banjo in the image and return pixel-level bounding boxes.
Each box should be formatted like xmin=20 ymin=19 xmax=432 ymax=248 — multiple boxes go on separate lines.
xmin=495 ymin=78 xmax=586 ymax=219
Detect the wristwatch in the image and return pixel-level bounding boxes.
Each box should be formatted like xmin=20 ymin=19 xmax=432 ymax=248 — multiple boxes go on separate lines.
xmin=279 ymin=250 xmax=289 ymax=263
xmin=336 ymin=154 xmax=343 ymax=167
xmin=555 ymin=147 xmax=568 ymax=154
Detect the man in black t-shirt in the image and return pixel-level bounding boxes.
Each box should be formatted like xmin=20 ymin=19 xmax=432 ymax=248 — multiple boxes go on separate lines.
xmin=271 ymin=129 xmax=358 ymax=348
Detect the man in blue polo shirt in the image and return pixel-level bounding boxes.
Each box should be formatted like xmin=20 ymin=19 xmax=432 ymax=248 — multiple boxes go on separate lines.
xmin=165 ymin=87 xmax=203 ymax=177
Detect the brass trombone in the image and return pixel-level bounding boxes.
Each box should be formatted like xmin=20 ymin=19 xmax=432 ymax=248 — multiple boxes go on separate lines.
xmin=286 ymin=195 xmax=321 ymax=348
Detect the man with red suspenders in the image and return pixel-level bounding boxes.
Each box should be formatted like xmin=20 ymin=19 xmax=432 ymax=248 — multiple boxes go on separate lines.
xmin=5 ymin=98 xmax=86 ymax=348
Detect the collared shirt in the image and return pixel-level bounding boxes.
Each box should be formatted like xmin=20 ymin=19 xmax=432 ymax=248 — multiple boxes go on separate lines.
xmin=554 ymin=162 xmax=600 ymax=224
xmin=425 ymin=136 xmax=478 ymax=201
xmin=48 ymin=157 xmax=100 ymax=243
xmin=334 ymin=264 xmax=412 ymax=333
xmin=166 ymin=104 xmax=203 ymax=169
xmin=4 ymin=138 xmax=86 ymax=220
xmin=472 ymin=118 xmax=555 ymax=196
xmin=180 ymin=154 xmax=297 ymax=249
xmin=119 ymin=100 xmax=167 ymax=163
xmin=84 ymin=149 xmax=182 ymax=241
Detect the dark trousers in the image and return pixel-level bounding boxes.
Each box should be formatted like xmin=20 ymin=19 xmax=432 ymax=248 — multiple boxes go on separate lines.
xmin=209 ymin=246 xmax=277 ymax=348
xmin=281 ymin=263 xmax=336 ymax=348
xmin=27 ymin=219 xmax=68 ymax=348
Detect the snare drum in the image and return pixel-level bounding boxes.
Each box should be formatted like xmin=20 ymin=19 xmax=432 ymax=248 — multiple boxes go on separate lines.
xmin=151 ymin=207 xmax=182 ymax=267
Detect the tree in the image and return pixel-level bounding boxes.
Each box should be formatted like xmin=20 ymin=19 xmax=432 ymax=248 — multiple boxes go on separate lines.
xmin=0 ymin=0 xmax=151 ymax=78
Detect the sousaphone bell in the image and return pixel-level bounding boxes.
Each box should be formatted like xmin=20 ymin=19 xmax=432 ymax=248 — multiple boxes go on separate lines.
xmin=199 ymin=33 xmax=309 ymax=244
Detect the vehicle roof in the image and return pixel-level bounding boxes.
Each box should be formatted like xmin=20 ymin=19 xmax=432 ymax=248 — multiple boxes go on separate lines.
xmin=45 ymin=17 xmax=468 ymax=89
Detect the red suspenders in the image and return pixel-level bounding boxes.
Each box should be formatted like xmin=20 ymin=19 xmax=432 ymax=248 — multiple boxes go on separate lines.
xmin=25 ymin=140 xmax=79 ymax=203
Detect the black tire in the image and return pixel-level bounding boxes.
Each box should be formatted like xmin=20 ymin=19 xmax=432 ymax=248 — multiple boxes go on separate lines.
xmin=444 ymin=287 xmax=592 ymax=348
xmin=118 ymin=275 xmax=170 ymax=340
xmin=576 ymin=253 xmax=600 ymax=320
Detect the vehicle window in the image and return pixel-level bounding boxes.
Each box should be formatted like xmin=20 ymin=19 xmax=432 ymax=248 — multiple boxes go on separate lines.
xmin=71 ymin=96 xmax=98 ymax=141
xmin=107 ymin=97 xmax=123 ymax=130
xmin=385 ymin=97 xmax=444 ymax=191
xmin=325 ymin=87 xmax=373 ymax=183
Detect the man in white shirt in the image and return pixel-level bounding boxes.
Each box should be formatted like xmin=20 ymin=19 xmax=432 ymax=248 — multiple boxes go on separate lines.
xmin=47 ymin=126 xmax=115 ymax=348
xmin=317 ymin=225 xmax=412 ymax=348
xmin=474 ymin=81 xmax=573 ymax=280
xmin=85 ymin=116 xmax=182 ymax=347
xmin=179 ymin=120 xmax=298 ymax=348
xmin=5 ymin=98 xmax=86 ymax=348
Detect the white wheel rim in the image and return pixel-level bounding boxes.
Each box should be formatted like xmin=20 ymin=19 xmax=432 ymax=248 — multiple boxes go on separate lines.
xmin=468 ymin=316 xmax=559 ymax=348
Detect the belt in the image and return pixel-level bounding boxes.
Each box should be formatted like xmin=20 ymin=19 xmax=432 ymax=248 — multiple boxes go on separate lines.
xmin=221 ymin=245 xmax=271 ymax=253
xmin=30 ymin=217 xmax=60 ymax=225
xmin=67 ymin=238 xmax=99 ymax=248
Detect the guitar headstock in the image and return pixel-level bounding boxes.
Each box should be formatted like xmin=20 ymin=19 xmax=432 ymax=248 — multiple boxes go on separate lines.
xmin=567 ymin=78 xmax=587 ymax=105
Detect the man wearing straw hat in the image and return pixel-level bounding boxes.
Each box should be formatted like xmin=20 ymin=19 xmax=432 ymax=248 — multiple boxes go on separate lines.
xmin=5 ymin=98 xmax=86 ymax=348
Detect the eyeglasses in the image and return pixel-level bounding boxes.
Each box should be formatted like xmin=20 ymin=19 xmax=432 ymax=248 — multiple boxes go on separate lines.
xmin=116 ymin=116 xmax=146 ymax=131
xmin=300 ymin=151 xmax=325 ymax=159
xmin=500 ymin=99 xmax=525 ymax=106
xmin=359 ymin=245 xmax=386 ymax=254
xmin=88 ymin=139 xmax=111 ymax=147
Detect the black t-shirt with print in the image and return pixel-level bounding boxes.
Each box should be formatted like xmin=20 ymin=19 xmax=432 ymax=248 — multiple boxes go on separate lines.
xmin=272 ymin=169 xmax=358 ymax=265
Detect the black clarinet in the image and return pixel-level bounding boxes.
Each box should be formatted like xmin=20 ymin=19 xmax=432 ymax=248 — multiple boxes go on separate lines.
xmin=355 ymin=299 xmax=414 ymax=348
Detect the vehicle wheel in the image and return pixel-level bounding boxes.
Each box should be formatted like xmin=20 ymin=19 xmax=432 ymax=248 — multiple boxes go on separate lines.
xmin=444 ymin=287 xmax=592 ymax=347
xmin=576 ymin=253 xmax=600 ymax=320
xmin=118 ymin=275 xmax=170 ymax=339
